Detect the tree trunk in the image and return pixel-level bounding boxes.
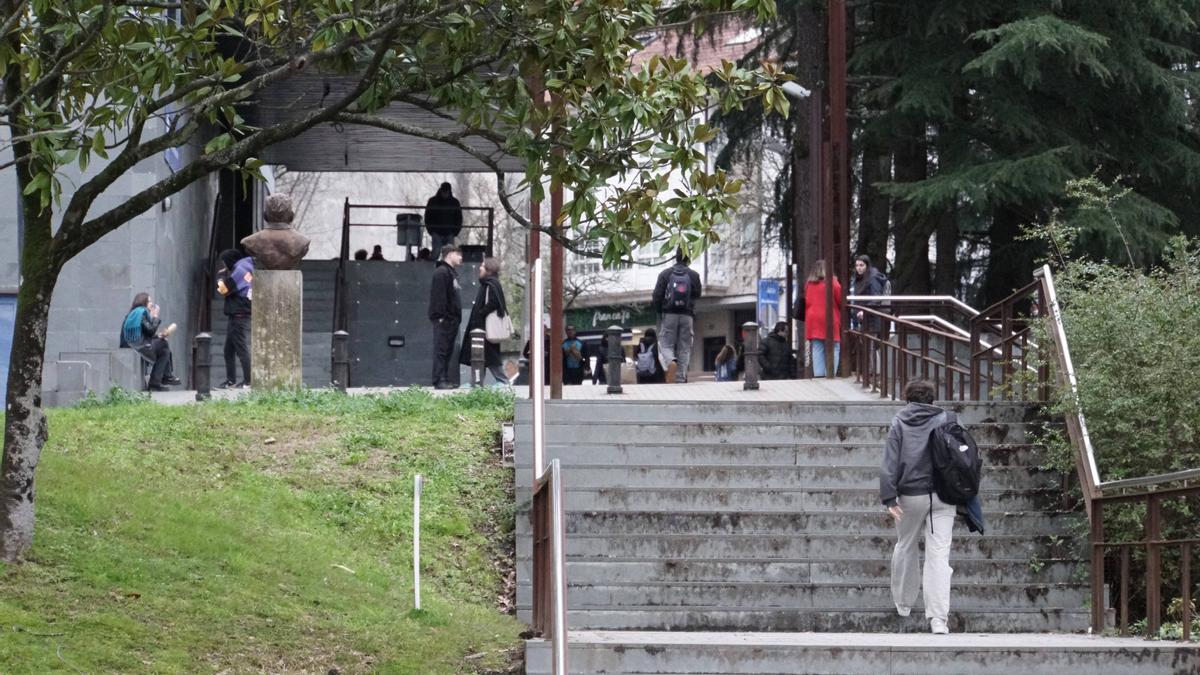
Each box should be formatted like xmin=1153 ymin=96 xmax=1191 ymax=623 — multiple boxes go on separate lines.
xmin=891 ymin=120 xmax=931 ymax=294
xmin=934 ymin=208 xmax=959 ymax=295
xmin=857 ymin=139 xmax=891 ymax=271
xmin=982 ymin=206 xmax=1035 ymax=305
xmin=0 ymin=204 xmax=56 ymax=562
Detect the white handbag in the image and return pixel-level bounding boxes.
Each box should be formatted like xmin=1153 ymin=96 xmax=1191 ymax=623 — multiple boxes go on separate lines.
xmin=483 ymin=286 xmax=513 ymax=343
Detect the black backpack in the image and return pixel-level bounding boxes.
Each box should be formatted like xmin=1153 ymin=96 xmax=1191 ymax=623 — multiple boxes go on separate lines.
xmin=928 ymin=412 xmax=982 ymax=506
xmin=664 ymin=269 xmax=692 ymax=311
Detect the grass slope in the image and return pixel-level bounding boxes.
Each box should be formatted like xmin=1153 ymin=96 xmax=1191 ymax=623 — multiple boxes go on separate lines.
xmin=0 ymin=388 xmax=522 ymax=674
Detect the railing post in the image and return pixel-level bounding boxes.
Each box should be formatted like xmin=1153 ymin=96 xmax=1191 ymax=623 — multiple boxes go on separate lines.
xmin=1091 ymin=499 xmax=1106 ymax=634
xmin=470 ymin=328 xmax=486 ymax=387
xmin=331 ymin=330 xmax=350 ymax=392
xmin=943 ymin=334 xmax=954 ymax=400
xmin=605 ymin=325 xmax=624 ymax=394
xmin=549 ymin=459 xmax=569 ymax=675
xmin=1120 ymin=546 xmax=1130 ymax=635
xmin=194 ymin=333 xmax=212 ymax=401
xmin=1147 ymin=495 xmax=1163 ymax=636
xmin=743 ymin=322 xmax=760 ymax=390
xmin=878 ymin=317 xmax=890 ymax=398
xmin=969 ymin=320 xmax=981 ymax=400
xmin=1182 ymin=543 xmax=1192 ymax=643
xmin=413 ymin=474 xmax=423 ymax=610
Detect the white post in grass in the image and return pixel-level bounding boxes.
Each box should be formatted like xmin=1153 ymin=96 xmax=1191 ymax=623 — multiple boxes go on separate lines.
xmin=413 ymin=474 xmax=424 ymax=610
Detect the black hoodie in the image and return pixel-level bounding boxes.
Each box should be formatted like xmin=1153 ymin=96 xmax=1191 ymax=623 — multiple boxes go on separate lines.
xmin=879 ymin=402 xmax=947 ymax=506
xmin=425 ymin=183 xmax=463 ymax=238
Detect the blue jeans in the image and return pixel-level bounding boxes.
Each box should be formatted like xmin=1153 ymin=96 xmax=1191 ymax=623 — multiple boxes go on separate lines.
xmin=810 ymin=339 xmax=840 ymax=377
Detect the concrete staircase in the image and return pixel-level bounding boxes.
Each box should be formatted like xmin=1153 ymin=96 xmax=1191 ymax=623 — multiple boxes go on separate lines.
xmin=204 ymin=260 xmax=335 ymax=387
xmin=512 ymin=398 xmax=1149 ymax=674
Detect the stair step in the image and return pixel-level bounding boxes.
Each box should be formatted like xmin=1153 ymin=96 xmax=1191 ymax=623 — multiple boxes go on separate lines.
xmin=514 ymin=510 xmax=1073 ymax=537
xmin=515 ymin=443 xmax=1047 ymax=467
xmin=515 ymin=533 xmax=1074 ymax=560
xmin=522 ymin=400 xmax=1039 ymax=425
xmin=516 ymin=422 xmax=1029 ymax=445
xmin=515 ymin=557 xmax=1083 ymax=584
xmin=516 ymin=487 xmax=1062 ymax=512
xmin=510 ymin=465 xmax=1060 ymax=491
xmin=521 ymin=607 xmax=1093 ymax=633
xmin=524 ymin=632 xmax=1197 ymax=674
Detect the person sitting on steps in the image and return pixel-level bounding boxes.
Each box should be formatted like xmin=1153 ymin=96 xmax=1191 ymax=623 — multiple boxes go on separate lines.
xmin=120 ymin=293 xmax=180 ymax=391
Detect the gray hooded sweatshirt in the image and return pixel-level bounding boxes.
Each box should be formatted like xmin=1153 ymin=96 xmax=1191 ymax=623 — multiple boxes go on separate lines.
xmin=879 ymin=402 xmax=947 ymax=506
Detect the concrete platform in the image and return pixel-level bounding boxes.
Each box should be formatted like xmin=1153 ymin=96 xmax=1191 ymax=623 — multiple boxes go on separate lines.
xmin=526 ymin=631 xmax=1199 ymax=674
xmin=528 ymin=378 xmax=881 ymax=402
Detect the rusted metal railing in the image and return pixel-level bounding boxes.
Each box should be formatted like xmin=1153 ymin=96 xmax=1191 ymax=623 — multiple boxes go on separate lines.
xmin=1035 ymin=265 xmax=1200 ymax=640
xmin=527 ymin=258 xmax=569 ymax=673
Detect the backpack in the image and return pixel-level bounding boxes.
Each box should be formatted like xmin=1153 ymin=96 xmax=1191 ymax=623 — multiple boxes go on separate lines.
xmin=928 ymin=412 xmax=982 ymax=506
xmin=635 ymin=343 xmax=657 ymax=375
xmin=664 ymin=269 xmax=692 ymax=311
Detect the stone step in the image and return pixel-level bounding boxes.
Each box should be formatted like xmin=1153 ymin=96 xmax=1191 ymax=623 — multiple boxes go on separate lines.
xmin=523 ymin=606 xmax=1092 ymax=633
xmin=514 ymin=533 xmax=1074 ymax=561
xmin=524 ymin=632 xmax=1197 ymax=674
xmin=518 ymin=422 xmax=1030 ymax=446
xmin=516 ymin=443 xmax=1047 ymax=468
xmin=515 ymin=487 xmax=1062 ymax=512
xmin=513 ymin=510 xmax=1073 ymax=537
xmin=515 ymin=581 xmax=1088 ymax=611
xmin=520 ymin=400 xmax=1038 ymax=425
xmin=514 ymin=557 xmax=1083 ymax=585
xmin=510 ymin=465 xmax=1061 ymax=491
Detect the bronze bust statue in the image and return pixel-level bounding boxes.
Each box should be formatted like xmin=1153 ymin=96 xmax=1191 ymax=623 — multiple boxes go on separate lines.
xmin=241 ymin=193 xmax=311 ymax=270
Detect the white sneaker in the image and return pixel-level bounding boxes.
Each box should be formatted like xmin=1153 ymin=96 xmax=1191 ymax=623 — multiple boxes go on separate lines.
xmin=930 ymin=618 xmax=949 ymax=634
xmin=895 ymin=604 xmax=911 ymax=617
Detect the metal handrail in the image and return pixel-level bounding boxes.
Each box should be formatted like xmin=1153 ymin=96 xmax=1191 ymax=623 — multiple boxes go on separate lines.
xmin=527 ymin=258 xmax=568 ymax=674
xmin=1034 ymin=266 xmax=1101 ymax=495
xmin=847 ymin=294 xmax=979 ymax=318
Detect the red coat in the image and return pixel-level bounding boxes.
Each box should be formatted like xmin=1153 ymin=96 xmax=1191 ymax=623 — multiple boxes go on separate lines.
xmin=804 ymin=278 xmax=843 ymax=341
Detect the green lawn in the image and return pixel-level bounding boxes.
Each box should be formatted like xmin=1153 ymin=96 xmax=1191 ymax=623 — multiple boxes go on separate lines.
xmin=0 ymin=388 xmax=522 ymax=674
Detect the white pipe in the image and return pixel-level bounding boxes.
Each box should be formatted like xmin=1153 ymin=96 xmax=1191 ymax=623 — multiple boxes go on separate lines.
xmin=1038 ymin=265 xmax=1101 ymax=487
xmin=549 ymin=459 xmax=569 ymax=675
xmin=531 ymin=258 xmax=546 ymax=485
xmin=413 ymin=474 xmax=424 ymax=610
xmin=846 ymin=294 xmax=980 ymax=317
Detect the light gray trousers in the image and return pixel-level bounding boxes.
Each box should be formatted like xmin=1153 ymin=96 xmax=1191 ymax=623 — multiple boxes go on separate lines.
xmin=892 ymin=492 xmax=956 ymax=622
xmin=658 ymin=313 xmax=694 ymax=382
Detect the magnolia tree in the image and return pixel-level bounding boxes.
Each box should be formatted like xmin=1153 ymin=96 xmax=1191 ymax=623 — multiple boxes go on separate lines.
xmin=0 ymin=0 xmax=789 ymax=560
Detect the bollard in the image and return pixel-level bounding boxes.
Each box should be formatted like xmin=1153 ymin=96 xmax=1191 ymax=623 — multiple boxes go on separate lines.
xmin=194 ymin=332 xmax=212 ymax=401
xmin=605 ymin=325 xmax=624 ymax=394
xmin=743 ymin=321 xmax=761 ymax=391
xmin=331 ymin=330 xmax=350 ymax=392
xmin=413 ymin=474 xmax=424 ymax=610
xmin=470 ymin=328 xmax=486 ymax=387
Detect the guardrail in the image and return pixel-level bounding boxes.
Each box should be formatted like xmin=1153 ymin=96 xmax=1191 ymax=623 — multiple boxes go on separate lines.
xmin=527 ymin=258 xmax=568 ymax=673
xmin=1035 ymin=265 xmax=1200 ymax=639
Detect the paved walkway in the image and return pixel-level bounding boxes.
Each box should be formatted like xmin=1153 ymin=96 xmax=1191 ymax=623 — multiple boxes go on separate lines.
xmin=148 ymin=378 xmax=882 ymax=406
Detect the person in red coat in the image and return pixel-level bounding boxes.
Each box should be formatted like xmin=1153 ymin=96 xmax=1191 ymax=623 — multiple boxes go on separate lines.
xmin=803 ymin=259 xmax=842 ymax=377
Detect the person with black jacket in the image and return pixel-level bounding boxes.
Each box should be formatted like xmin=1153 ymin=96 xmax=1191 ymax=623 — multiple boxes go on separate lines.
xmin=425 ymin=182 xmax=463 ymax=253
xmin=458 ymin=257 xmax=508 ymax=384
xmin=217 ymin=249 xmax=253 ymax=388
xmin=852 ymin=254 xmax=888 ymax=332
xmin=119 ymin=292 xmax=180 ymax=391
xmin=428 ymin=244 xmax=464 ymax=389
xmin=759 ymin=321 xmax=796 ymax=380
xmin=634 ymin=328 xmax=667 ymax=384
xmin=651 ymin=250 xmax=702 ymax=383
xmin=879 ymin=379 xmax=955 ymax=634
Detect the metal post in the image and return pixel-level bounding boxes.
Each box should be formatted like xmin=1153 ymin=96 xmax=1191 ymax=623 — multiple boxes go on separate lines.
xmin=1091 ymin=500 xmax=1106 ymax=634
xmin=743 ymin=322 xmax=761 ymax=390
xmin=606 ymin=325 xmax=624 ymax=394
xmin=1147 ymin=495 xmax=1163 ymax=636
xmin=413 ymin=474 xmax=424 ymax=611
xmin=331 ymin=330 xmax=349 ymax=392
xmin=1120 ymin=546 xmax=1130 ymax=635
xmin=470 ymin=328 xmax=486 ymax=387
xmin=1182 ymin=543 xmax=1192 ymax=642
xmin=194 ymin=333 xmax=212 ymax=401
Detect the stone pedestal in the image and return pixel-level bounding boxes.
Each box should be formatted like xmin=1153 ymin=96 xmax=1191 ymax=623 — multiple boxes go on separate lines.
xmin=252 ymin=270 xmax=303 ymax=390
